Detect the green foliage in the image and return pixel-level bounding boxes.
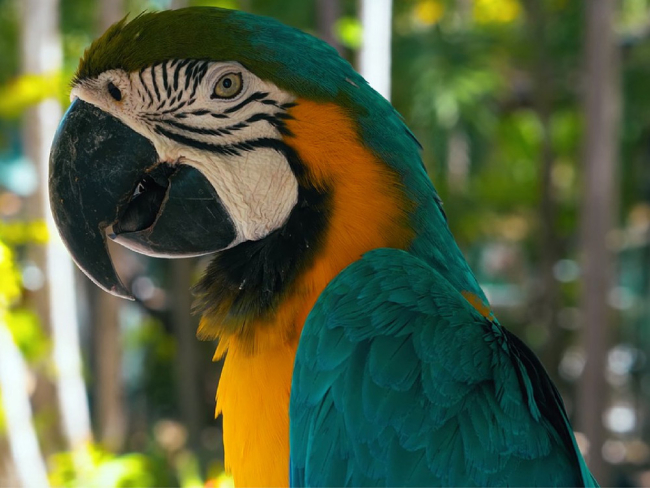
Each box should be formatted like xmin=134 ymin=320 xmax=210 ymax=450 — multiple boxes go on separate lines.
xmin=0 ymin=236 xmax=46 ymax=443
xmin=124 ymin=317 xmax=178 ymax=418
xmin=189 ymin=0 xmax=238 ymax=9
xmin=0 ymin=66 xmax=70 ymax=121
xmin=473 ymin=110 xmax=542 ymax=211
xmin=0 ymin=240 xmax=21 ymax=307
xmin=392 ymin=0 xmax=585 ymax=258
xmin=6 ymin=308 xmax=49 ymax=363
xmin=47 ymin=438 xmax=227 ymax=487
xmin=334 ymin=17 xmax=362 ymax=49
xmin=0 ymin=0 xmax=19 ymax=85
xmin=247 ymin=0 xmax=316 ymax=31
xmin=49 ymin=445 xmax=158 ymax=488
xmin=127 ymin=317 xmax=177 ymax=362
xmin=0 ymin=220 xmax=48 ymax=245
xmin=175 ymin=450 xmax=204 ymax=488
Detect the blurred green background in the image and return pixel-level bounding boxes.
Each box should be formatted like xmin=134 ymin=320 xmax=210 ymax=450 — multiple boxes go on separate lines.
xmin=0 ymin=0 xmax=647 ymax=486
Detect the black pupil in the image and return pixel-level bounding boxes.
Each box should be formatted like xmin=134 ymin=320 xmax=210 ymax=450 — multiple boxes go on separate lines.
xmin=222 ymin=78 xmax=233 ymax=89
xmin=108 ymin=82 xmax=122 ymax=101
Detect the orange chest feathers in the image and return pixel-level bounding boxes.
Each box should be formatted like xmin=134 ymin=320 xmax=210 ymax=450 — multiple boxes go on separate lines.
xmin=211 ymin=99 xmax=414 ymax=487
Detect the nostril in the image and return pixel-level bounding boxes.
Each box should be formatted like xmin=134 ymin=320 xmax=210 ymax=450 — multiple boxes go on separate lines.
xmin=112 ymin=163 xmax=178 ymax=235
xmin=114 ymin=176 xmax=171 ymax=234
xmin=113 ymin=182 xmax=167 ymax=234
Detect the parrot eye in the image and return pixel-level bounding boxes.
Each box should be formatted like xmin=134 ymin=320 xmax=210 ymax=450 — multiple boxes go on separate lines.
xmin=213 ymin=72 xmax=243 ymax=99
xmin=107 ymin=82 xmax=122 ymax=101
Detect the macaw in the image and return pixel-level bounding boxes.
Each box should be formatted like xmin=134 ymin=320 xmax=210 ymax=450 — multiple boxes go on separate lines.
xmin=48 ymin=7 xmax=598 ymax=487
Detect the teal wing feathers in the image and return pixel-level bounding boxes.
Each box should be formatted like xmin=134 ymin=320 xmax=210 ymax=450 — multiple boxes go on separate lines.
xmin=289 ymin=248 xmax=597 ymax=487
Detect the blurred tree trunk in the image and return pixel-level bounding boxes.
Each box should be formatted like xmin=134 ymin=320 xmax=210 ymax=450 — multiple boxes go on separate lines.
xmin=359 ymin=0 xmax=392 ymax=101
xmin=99 ymin=0 xmax=123 ymax=30
xmin=0 ymin=322 xmax=50 ymax=487
xmin=447 ymin=130 xmax=469 ymax=191
xmin=521 ymin=0 xmax=562 ymax=387
xmin=170 ymin=260 xmax=203 ymax=455
xmin=20 ymin=0 xmax=62 ymax=458
xmin=577 ymin=0 xmax=620 ymax=484
xmin=91 ymin=0 xmax=127 ymax=453
xmin=317 ymin=0 xmax=342 ymax=54
xmin=21 ymin=0 xmax=92 ymax=465
xmin=90 ymin=265 xmax=125 ymax=451
xmin=0 ymin=439 xmax=16 ymax=486
xmin=0 ymin=442 xmax=19 ymax=487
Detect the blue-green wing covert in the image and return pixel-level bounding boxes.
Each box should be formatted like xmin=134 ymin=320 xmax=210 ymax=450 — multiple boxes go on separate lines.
xmin=290 ymin=248 xmax=597 ymax=487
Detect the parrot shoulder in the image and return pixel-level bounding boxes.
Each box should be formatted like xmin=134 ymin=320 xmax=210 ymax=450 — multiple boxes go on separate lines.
xmin=290 ymin=248 xmax=597 ymax=487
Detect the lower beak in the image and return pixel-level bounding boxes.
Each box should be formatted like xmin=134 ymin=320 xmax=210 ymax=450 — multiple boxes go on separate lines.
xmin=49 ymin=99 xmax=236 ymax=299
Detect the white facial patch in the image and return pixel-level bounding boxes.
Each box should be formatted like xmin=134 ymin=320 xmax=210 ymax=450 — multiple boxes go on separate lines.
xmin=71 ymin=61 xmax=299 ymax=247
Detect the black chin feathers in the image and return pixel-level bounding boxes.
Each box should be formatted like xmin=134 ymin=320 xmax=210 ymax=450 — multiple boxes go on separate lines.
xmin=192 ymin=145 xmax=330 ymax=340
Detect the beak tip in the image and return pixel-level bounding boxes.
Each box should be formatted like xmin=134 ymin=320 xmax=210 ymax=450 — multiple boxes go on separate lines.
xmin=109 ymin=284 xmax=135 ymax=301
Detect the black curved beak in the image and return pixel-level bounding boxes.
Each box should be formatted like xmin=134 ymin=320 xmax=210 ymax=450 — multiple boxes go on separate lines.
xmin=49 ymin=99 xmax=236 ymax=299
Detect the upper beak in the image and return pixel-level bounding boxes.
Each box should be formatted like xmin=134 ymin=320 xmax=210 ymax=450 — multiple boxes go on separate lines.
xmin=49 ymin=99 xmax=237 ymax=299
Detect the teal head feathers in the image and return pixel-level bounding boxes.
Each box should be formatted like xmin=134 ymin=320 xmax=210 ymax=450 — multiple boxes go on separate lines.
xmin=54 ymin=6 xmax=480 ymax=331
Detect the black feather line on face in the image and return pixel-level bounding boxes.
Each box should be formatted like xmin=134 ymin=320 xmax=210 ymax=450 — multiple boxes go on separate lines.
xmin=173 ymin=59 xmax=190 ymax=92
xmin=150 ymin=64 xmax=161 ymax=101
xmin=152 ymin=111 xmax=292 ymax=138
xmin=162 ymin=61 xmax=169 ymax=92
xmin=192 ymin=144 xmax=330 ymax=341
xmin=139 ymin=68 xmax=154 ymax=107
xmin=222 ymin=91 xmax=269 ymax=111
xmin=184 ymin=60 xmax=199 ymax=90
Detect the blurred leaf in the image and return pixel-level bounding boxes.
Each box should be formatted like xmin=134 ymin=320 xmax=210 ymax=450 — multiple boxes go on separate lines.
xmin=334 ymin=16 xmax=363 ymax=49
xmin=89 ymin=453 xmax=156 ymax=488
xmin=550 ymin=109 xmax=581 ymax=157
xmin=175 ymin=450 xmax=203 ymax=488
xmin=206 ymin=472 xmax=235 ymax=488
xmin=189 ymin=0 xmax=239 ymax=9
xmin=0 ymin=220 xmax=49 ymax=246
xmin=473 ymin=0 xmax=522 ymax=25
xmin=0 ymin=240 xmax=20 ymax=307
xmin=6 ymin=308 xmax=49 ymax=363
xmin=49 ymin=443 xmax=161 ymax=488
xmin=414 ymin=0 xmax=445 ymax=26
xmin=0 ymin=0 xmax=19 ymax=85
xmin=0 ymin=71 xmax=69 ymax=119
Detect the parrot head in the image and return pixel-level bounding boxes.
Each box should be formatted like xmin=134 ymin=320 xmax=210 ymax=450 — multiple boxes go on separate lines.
xmin=50 ymin=7 xmax=427 ymax=340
